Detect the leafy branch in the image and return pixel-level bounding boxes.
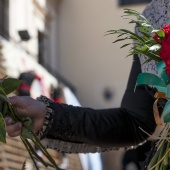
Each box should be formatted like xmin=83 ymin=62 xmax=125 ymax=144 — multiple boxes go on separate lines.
xmin=0 ymin=77 xmax=62 ymax=170
xmin=106 ymin=8 xmax=162 ymax=63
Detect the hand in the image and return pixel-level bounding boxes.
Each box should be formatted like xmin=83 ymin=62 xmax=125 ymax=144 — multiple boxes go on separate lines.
xmin=5 ymin=96 xmax=47 ymax=137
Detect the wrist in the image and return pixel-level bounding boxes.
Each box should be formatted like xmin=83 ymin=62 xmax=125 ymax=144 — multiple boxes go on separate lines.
xmin=34 ymin=101 xmax=46 ymax=132
xmin=36 ymin=96 xmax=55 ymax=139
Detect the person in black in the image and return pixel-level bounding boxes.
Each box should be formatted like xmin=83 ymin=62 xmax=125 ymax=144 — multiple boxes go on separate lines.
xmin=5 ymin=56 xmax=158 ymax=152
xmin=5 ymin=0 xmax=168 ymax=169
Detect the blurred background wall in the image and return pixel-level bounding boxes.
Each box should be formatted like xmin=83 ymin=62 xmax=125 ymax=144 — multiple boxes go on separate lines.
xmin=0 ymin=0 xmax=151 ymax=169
xmin=56 ymin=0 xmax=146 ymax=109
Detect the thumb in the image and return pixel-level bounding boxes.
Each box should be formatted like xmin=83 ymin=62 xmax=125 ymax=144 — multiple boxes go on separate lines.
xmin=9 ymin=96 xmax=21 ymax=106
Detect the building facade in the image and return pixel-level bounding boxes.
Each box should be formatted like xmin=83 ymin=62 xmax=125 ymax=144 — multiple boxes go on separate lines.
xmin=0 ymin=0 xmax=82 ymax=169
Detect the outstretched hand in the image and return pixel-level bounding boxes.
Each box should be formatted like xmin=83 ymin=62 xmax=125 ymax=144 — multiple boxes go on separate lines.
xmin=5 ymin=96 xmax=47 ymax=137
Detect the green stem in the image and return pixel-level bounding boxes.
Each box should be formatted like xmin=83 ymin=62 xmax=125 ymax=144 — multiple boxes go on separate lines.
xmin=23 ymin=138 xmax=48 ymax=167
xmin=21 ymin=137 xmax=39 ymax=170
xmin=32 ymin=138 xmax=61 ymax=170
xmin=23 ymin=125 xmax=62 ymax=170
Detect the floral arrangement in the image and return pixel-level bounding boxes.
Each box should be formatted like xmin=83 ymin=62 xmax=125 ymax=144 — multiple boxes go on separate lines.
xmin=0 ymin=77 xmax=62 ymax=169
xmin=107 ymin=9 xmax=170 ymax=170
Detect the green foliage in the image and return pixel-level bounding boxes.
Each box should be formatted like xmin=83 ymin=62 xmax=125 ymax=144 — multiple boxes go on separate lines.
xmin=0 ymin=78 xmax=21 ymax=95
xmin=108 ymin=8 xmax=170 ymax=170
xmin=106 ymin=8 xmax=162 ymax=63
xmin=0 ymin=112 xmax=6 ymax=143
xmin=135 ymin=73 xmax=167 ymax=93
xmin=152 ymin=29 xmax=165 ymax=38
xmin=0 ymin=76 xmax=62 ymax=170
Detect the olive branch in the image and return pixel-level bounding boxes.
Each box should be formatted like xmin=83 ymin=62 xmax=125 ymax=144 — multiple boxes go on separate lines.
xmin=0 ymin=77 xmax=62 ymax=170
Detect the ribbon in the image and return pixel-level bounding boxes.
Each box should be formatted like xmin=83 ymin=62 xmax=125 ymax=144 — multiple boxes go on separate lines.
xmin=154 ymin=92 xmax=166 ymax=99
xmin=153 ymin=99 xmax=163 ymax=125
xmin=136 ymin=61 xmax=170 ymax=124
xmin=153 ymin=92 xmax=166 ymax=125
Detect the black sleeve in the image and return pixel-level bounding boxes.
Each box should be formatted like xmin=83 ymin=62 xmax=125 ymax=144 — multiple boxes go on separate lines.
xmin=46 ymin=55 xmax=157 ymax=148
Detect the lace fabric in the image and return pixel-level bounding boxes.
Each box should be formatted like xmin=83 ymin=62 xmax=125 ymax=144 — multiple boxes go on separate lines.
xmin=41 ymin=138 xmax=119 ymax=153
xmin=135 ymin=0 xmax=170 ymax=75
xmin=36 ymin=96 xmax=55 ymax=139
xmin=37 ymin=95 xmax=120 ymax=153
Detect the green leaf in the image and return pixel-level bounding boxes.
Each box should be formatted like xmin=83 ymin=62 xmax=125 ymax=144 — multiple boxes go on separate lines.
xmin=2 ymin=103 xmax=8 ymax=117
xmin=133 ymin=48 xmax=161 ymax=62
xmin=0 ymin=101 xmax=3 ymax=113
xmin=7 ymin=103 xmax=20 ymax=121
xmin=21 ymin=117 xmax=33 ymax=139
xmin=163 ymin=100 xmax=170 ymax=123
xmin=1 ymin=78 xmax=21 ymax=95
xmin=0 ymin=86 xmax=6 ymax=96
xmin=145 ymin=39 xmax=158 ymax=45
xmin=0 ymin=112 xmax=6 ymax=143
xmin=22 ymin=128 xmax=33 ymax=139
xmin=156 ymin=61 xmax=170 ymax=84
xmin=0 ymin=94 xmax=9 ymax=103
xmin=0 ymin=76 xmax=61 ymax=170
xmin=138 ymin=45 xmax=148 ymax=52
xmin=120 ymin=43 xmax=132 ymax=48
xmin=119 ymin=29 xmax=144 ymax=42
xmin=123 ymin=9 xmax=154 ymax=29
xmin=112 ymin=37 xmax=130 ymax=43
xmin=142 ymin=58 xmax=153 ymax=64
xmin=117 ymin=32 xmax=127 ymax=38
xmin=152 ymin=29 xmax=165 ymax=38
xmin=136 ymin=73 xmax=166 ymax=93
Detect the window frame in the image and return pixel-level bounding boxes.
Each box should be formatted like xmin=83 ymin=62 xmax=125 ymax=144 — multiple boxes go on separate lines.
xmin=0 ymin=0 xmax=9 ymax=40
xmin=119 ymin=0 xmax=151 ymax=6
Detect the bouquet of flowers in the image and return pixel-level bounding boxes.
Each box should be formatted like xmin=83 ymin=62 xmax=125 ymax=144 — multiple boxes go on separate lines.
xmin=107 ymin=9 xmax=170 ymax=170
xmin=0 ymin=77 xmax=62 ymax=170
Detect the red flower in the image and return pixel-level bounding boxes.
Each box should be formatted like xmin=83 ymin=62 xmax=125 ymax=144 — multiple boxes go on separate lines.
xmin=161 ymin=24 xmax=170 ymax=35
xmin=157 ymin=24 xmax=170 ymax=76
xmin=153 ymin=34 xmax=162 ymax=43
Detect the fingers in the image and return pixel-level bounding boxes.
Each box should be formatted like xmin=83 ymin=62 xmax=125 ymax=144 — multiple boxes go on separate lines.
xmin=5 ymin=117 xmax=22 ymax=137
xmin=4 ymin=117 xmax=13 ymax=125
xmin=8 ymin=96 xmax=22 ymax=106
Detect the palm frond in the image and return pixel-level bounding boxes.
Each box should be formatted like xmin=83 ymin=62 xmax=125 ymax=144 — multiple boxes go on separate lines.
xmin=107 ymin=8 xmax=162 ymax=62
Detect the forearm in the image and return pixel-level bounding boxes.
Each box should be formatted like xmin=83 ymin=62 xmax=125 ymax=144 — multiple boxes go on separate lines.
xmin=45 ymin=94 xmax=156 ymax=148
xmin=38 ymin=56 xmax=157 ymax=152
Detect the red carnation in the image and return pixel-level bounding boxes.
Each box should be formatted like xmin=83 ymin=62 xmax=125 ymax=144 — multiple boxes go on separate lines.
xmin=153 ymin=34 xmax=162 ymax=43
xmin=157 ymin=24 xmax=170 ymax=76
xmin=161 ymin=24 xmax=170 ymax=35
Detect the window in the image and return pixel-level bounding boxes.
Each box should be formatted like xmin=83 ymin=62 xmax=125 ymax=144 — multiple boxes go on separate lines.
xmin=38 ymin=31 xmax=45 ymax=66
xmin=0 ymin=0 xmax=9 ymax=39
xmin=119 ymin=0 xmax=151 ymax=6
